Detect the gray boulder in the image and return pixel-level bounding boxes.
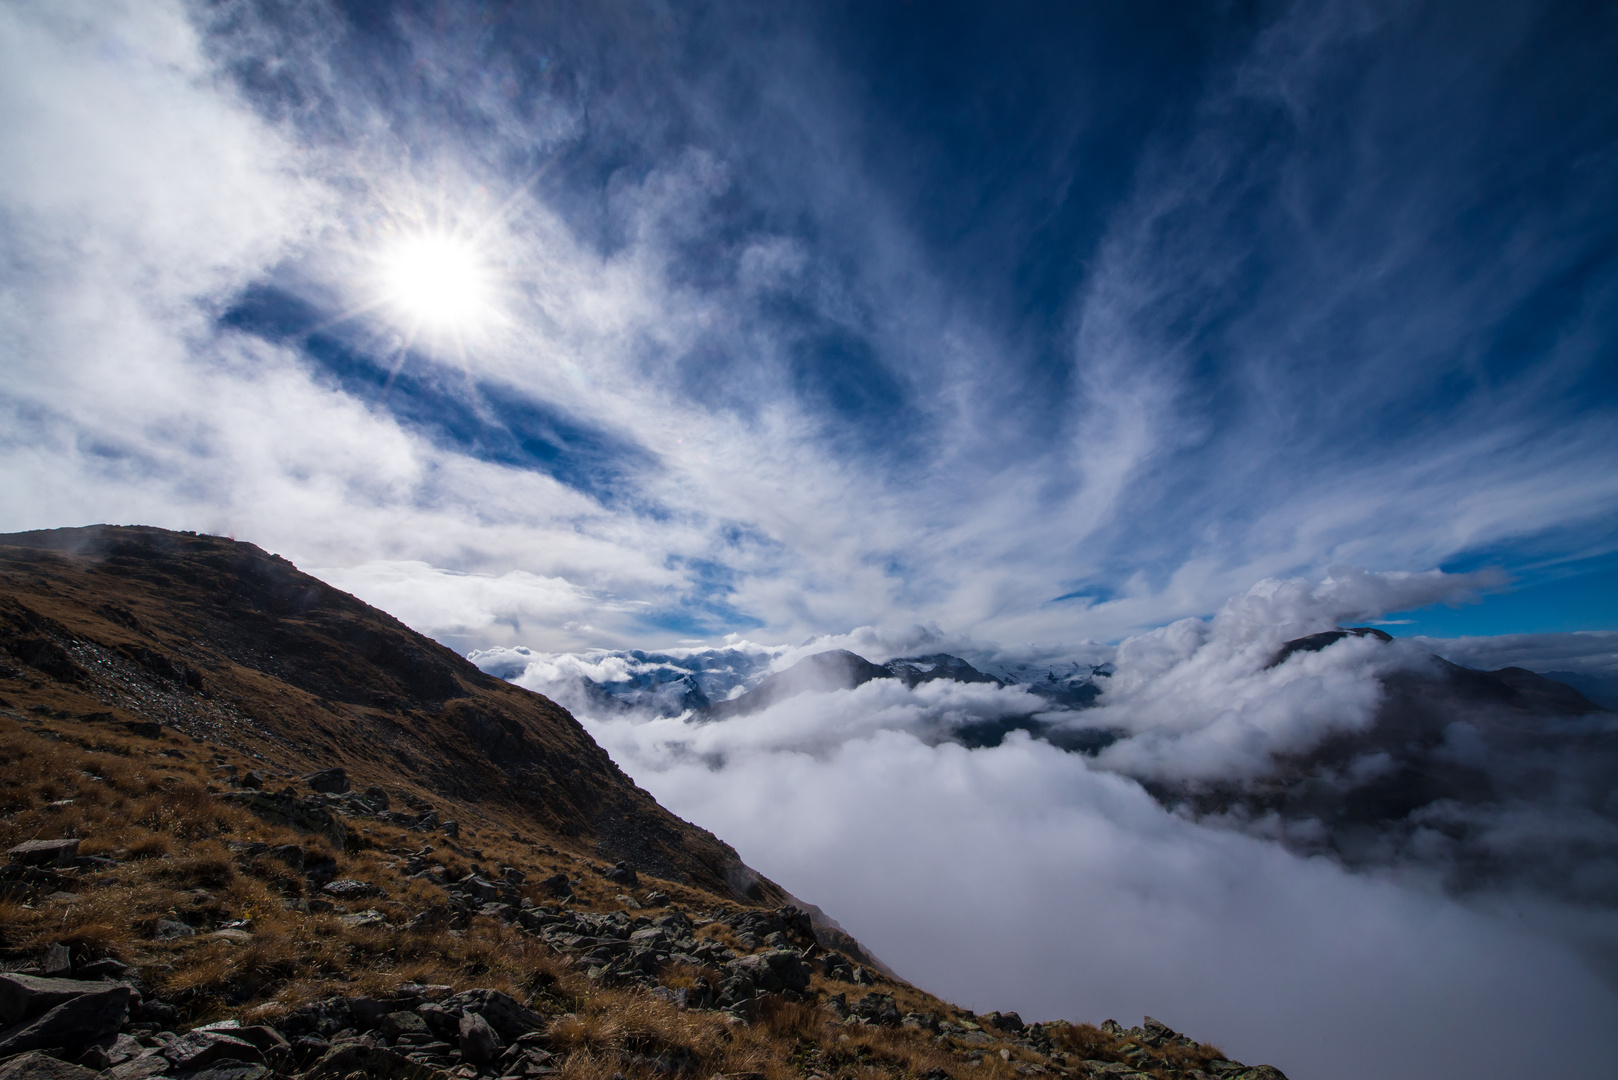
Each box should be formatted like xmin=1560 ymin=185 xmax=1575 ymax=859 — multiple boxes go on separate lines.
xmin=40 ymin=944 xmax=71 ymax=979
xmin=6 ymin=839 xmax=81 ymax=867
xmin=322 ymin=879 xmax=383 ymax=899
xmin=724 ymin=949 xmax=812 ymax=995
xmin=304 ymin=768 xmax=350 ymax=794
xmin=461 ymin=876 xmax=499 ymax=904
xmin=70 ymin=958 xmax=129 ymax=982
xmin=382 ymin=1011 xmax=429 ymax=1039
xmin=0 ymin=973 xmax=106 ymax=1025
xmin=851 ymin=992 xmax=901 ymax=1026
xmin=303 ymin=1040 xmax=444 ymax=1079
xmin=0 ymin=983 xmax=136 ymax=1056
xmin=160 ymin=1030 xmax=262 ymax=1071
xmin=0 ymin=1050 xmax=100 ymax=1080
xmin=103 ymin=1051 xmax=174 ymax=1080
xmin=186 ymin=1065 xmax=273 ymax=1080
xmin=459 ymin=1011 xmax=502 ymax=1065
xmin=440 ymin=989 xmax=545 ymax=1041
xmin=277 ymin=998 xmax=355 ymax=1040
xmin=415 ymin=1002 xmax=459 ymax=1038
xmin=347 ymin=996 xmax=388 ymax=1028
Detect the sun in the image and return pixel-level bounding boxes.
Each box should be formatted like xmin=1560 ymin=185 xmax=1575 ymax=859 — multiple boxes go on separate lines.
xmin=375 ymin=230 xmax=495 ymax=335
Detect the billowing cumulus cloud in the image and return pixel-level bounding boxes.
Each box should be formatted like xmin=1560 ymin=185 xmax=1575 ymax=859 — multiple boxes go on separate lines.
xmin=1079 ymin=568 xmax=1503 ymax=779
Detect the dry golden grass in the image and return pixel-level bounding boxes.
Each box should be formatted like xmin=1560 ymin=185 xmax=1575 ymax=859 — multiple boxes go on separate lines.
xmin=659 ymin=961 xmax=719 ymax=992
xmin=758 ymin=995 xmax=824 ymax=1041
xmin=1043 ymin=1021 xmax=1226 ymax=1078
xmin=0 ymin=708 xmax=1230 ymax=1080
xmin=695 ymin=921 xmax=746 ymax=951
xmin=555 ymin=1049 xmax=624 ymax=1080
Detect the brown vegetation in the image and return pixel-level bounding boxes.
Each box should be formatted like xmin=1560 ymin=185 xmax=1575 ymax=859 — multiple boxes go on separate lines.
xmin=0 ymin=703 xmax=1198 ymax=1080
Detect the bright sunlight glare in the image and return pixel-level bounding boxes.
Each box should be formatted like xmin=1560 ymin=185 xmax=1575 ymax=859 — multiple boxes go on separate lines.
xmin=377 ymin=231 xmax=494 ymax=333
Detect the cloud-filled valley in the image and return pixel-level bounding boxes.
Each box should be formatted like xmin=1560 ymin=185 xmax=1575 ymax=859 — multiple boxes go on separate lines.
xmin=4 ymin=2 xmax=1618 ymax=1079
xmin=472 ymin=570 xmax=1618 ymax=1079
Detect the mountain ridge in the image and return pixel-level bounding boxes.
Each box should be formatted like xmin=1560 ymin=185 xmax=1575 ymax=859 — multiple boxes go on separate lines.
xmin=0 ymin=524 xmax=770 ymax=900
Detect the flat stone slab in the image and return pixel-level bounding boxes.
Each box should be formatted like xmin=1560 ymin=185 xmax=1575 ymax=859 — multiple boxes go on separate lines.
xmin=0 ymin=983 xmax=135 ymax=1057
xmin=6 ymin=839 xmax=81 ymax=866
xmin=0 ymin=973 xmax=109 ymax=1026
xmin=0 ymin=1050 xmax=100 ymax=1080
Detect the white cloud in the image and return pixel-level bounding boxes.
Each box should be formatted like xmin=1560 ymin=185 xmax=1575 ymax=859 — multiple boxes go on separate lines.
xmin=1059 ymin=569 xmax=1495 ymax=779
xmin=511 ymin=566 xmax=1618 ymax=1078
xmin=580 ymin=711 xmax=1618 ymax=1080
xmin=314 ymin=560 xmax=618 ymax=653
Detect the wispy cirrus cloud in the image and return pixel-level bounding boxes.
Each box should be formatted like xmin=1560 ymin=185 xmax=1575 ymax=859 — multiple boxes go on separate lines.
xmin=5 ymin=0 xmax=1616 ymax=650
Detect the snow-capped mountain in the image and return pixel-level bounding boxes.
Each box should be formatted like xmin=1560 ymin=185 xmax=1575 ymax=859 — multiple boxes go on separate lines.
xmin=468 ymin=642 xmax=785 ymax=718
xmin=470 ymin=641 xmax=1111 ymax=722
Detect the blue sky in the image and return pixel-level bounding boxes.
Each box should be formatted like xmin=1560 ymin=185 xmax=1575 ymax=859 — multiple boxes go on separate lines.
xmin=2 ymin=0 xmax=1616 ymax=653
xmin=1386 ymin=551 xmax=1618 ymax=636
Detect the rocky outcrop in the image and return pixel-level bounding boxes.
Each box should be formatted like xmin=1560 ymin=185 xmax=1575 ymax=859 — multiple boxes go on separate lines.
xmin=0 ymin=905 xmax=1289 ymax=1080
xmin=6 ymin=840 xmax=81 ymax=868
xmin=0 ymin=975 xmax=136 ymax=1059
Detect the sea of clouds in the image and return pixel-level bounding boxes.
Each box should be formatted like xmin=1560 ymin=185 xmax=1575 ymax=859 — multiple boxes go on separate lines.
xmin=476 ymin=570 xmax=1618 ymax=1080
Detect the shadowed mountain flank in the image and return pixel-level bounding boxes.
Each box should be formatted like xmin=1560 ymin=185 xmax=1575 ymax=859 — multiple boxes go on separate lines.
xmin=1150 ymin=631 xmax=1617 ymax=906
xmin=1268 ymin=626 xmax=1393 ymax=667
xmin=0 ymin=525 xmax=772 ymax=900
xmin=699 ymin=650 xmax=890 ymax=721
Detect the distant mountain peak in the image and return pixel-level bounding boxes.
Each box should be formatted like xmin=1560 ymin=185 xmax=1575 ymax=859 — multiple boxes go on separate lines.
xmin=1271 ymin=626 xmax=1394 ymax=667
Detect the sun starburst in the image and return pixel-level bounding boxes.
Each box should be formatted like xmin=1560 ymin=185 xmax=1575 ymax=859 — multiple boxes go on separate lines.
xmin=374 ymin=229 xmax=495 ymax=336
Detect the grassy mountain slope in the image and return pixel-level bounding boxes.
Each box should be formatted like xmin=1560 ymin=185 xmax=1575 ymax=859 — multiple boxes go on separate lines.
xmin=0 ymin=525 xmax=767 ymax=900
xmin=0 ymin=525 xmax=1285 ymax=1080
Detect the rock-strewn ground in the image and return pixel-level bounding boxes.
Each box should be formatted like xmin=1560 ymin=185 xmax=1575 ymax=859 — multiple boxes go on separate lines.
xmin=0 ymin=526 xmax=1291 ymax=1080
